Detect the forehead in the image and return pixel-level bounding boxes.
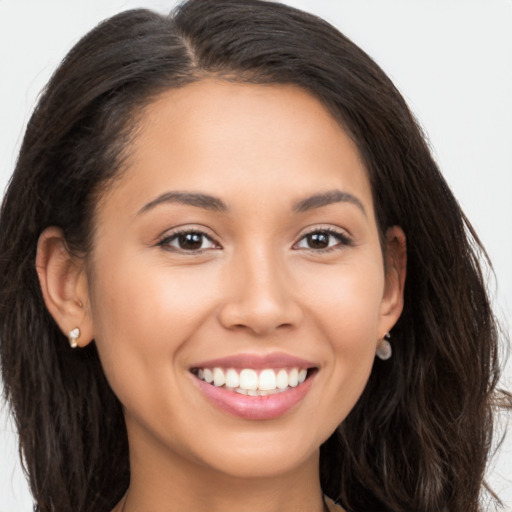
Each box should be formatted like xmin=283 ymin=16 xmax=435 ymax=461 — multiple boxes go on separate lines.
xmin=102 ymin=79 xmax=374 ymax=218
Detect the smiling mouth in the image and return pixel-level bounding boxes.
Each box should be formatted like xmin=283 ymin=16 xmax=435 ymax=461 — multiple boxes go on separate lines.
xmin=190 ymin=367 xmax=317 ymax=396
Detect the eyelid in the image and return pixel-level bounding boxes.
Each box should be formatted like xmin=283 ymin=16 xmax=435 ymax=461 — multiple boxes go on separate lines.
xmin=154 ymin=224 xmax=352 ymax=254
xmin=156 ymin=225 xmax=222 ymax=252
xmin=293 ymin=225 xmax=353 ymax=252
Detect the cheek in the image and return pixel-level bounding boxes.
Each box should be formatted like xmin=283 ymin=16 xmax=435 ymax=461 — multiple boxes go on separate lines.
xmin=86 ymin=249 xmax=219 ymax=402
xmin=300 ymin=256 xmax=385 ymax=418
xmin=332 ymin=268 xmax=384 ymax=360
xmin=301 ymin=251 xmax=385 ymax=342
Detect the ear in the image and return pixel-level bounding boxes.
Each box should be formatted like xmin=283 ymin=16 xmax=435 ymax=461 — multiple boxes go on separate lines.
xmin=378 ymin=225 xmax=407 ymax=338
xmin=35 ymin=227 xmax=94 ymax=347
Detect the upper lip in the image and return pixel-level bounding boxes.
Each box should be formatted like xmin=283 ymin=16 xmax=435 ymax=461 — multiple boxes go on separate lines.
xmin=190 ymin=352 xmax=318 ymax=370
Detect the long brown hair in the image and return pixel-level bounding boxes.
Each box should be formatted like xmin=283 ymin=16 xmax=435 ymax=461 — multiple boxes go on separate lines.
xmin=0 ymin=1 xmax=507 ymax=511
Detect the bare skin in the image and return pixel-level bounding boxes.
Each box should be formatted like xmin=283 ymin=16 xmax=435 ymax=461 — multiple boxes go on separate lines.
xmin=36 ymin=80 xmax=406 ymax=512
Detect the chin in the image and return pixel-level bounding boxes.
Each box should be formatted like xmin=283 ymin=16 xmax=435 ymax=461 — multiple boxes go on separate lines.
xmin=186 ymin=425 xmax=326 ymax=480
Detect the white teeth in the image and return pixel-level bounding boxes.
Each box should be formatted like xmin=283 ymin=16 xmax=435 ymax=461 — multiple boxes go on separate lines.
xmin=225 ymin=368 xmax=240 ymax=388
xmin=276 ymin=369 xmax=289 ymax=390
xmin=195 ymin=366 xmax=310 ymax=393
xmin=213 ymin=367 xmax=225 ymax=387
xmin=288 ymin=368 xmax=299 ymax=387
xmin=203 ymin=368 xmax=213 ymax=384
xmin=239 ymin=369 xmax=258 ymax=390
xmin=258 ymin=369 xmax=277 ymax=390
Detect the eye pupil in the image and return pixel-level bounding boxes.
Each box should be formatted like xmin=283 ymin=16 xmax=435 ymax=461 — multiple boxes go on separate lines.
xmin=178 ymin=233 xmax=203 ymax=250
xmin=307 ymin=232 xmax=329 ymax=249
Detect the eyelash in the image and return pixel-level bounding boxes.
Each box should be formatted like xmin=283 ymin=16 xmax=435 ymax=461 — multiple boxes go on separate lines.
xmin=157 ymin=227 xmax=352 ymax=254
xmin=157 ymin=229 xmax=220 ymax=253
xmin=293 ymin=227 xmax=353 ymax=253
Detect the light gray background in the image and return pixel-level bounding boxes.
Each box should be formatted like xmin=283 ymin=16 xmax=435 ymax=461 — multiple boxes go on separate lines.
xmin=1 ymin=1 xmax=511 ymax=510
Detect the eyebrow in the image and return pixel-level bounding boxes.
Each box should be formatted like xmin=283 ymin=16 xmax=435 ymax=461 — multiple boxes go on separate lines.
xmin=137 ymin=189 xmax=365 ymax=217
xmin=137 ymin=191 xmax=229 ymax=216
xmin=293 ymin=189 xmax=366 ymax=216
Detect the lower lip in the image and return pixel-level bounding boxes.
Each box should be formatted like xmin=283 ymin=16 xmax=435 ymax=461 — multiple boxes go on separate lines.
xmin=193 ymin=374 xmax=315 ymax=420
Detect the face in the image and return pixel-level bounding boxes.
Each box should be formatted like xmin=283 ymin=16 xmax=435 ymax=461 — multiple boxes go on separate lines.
xmin=82 ymin=80 xmax=404 ymax=480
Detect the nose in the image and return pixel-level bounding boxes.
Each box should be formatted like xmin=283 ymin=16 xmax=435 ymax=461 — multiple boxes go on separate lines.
xmin=217 ymin=247 xmax=303 ymax=336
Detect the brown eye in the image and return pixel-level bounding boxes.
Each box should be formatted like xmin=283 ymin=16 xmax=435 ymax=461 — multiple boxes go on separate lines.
xmin=305 ymin=232 xmax=330 ymax=249
xmin=160 ymin=231 xmax=218 ymax=252
xmin=295 ymin=229 xmax=351 ymax=251
xmin=177 ymin=233 xmax=204 ymax=250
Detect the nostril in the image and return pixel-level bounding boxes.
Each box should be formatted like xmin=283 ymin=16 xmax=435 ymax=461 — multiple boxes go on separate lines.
xmin=217 ymin=300 xmax=303 ymax=336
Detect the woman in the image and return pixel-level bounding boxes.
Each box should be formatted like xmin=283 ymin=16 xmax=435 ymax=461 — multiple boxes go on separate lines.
xmin=0 ymin=1 xmax=508 ymax=511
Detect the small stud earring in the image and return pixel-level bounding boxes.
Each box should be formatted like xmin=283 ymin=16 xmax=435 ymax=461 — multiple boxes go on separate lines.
xmin=68 ymin=327 xmax=81 ymax=349
xmin=376 ymin=332 xmax=392 ymax=360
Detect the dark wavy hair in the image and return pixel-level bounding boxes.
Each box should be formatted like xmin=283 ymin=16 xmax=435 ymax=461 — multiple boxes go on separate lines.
xmin=0 ymin=1 xmax=507 ymax=511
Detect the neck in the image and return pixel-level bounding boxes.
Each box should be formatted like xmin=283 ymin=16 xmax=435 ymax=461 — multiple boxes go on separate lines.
xmin=115 ymin=428 xmax=326 ymax=512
